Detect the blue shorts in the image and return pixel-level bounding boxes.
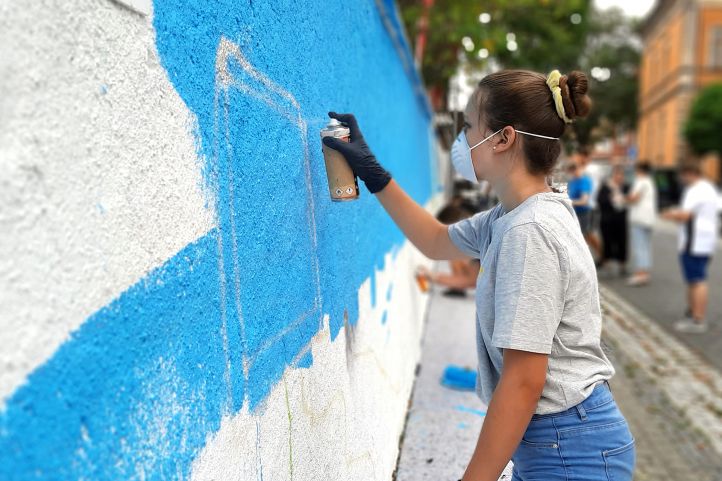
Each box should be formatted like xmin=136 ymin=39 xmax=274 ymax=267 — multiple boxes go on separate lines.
xmin=679 ymin=253 xmax=711 ymax=284
xmin=512 ymin=381 xmax=636 ymax=481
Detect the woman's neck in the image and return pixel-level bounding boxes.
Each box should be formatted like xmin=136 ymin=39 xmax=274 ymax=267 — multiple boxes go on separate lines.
xmin=494 ymin=170 xmax=551 ymax=212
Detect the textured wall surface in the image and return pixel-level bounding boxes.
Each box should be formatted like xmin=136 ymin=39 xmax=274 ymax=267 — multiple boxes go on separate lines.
xmin=0 ymin=1 xmax=439 ymax=479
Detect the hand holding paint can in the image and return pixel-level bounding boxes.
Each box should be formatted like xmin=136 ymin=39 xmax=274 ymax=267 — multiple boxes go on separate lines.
xmin=320 ymin=119 xmax=360 ymax=201
xmin=321 ymin=112 xmax=392 ymax=196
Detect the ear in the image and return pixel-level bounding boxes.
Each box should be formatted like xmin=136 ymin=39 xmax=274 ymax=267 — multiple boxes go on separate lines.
xmin=493 ymin=126 xmax=517 ymax=153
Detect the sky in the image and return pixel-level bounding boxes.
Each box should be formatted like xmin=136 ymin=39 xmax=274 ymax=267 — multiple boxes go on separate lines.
xmin=595 ymin=0 xmax=656 ymax=19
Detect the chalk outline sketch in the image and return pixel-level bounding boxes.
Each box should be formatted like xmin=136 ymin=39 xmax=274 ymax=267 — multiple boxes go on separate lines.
xmin=211 ymin=36 xmax=323 ymax=412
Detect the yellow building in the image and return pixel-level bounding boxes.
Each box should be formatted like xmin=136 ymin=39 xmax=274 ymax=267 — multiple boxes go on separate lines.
xmin=638 ymin=0 xmax=722 ymax=180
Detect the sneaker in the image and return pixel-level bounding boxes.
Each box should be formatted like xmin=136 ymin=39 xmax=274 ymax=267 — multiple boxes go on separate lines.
xmin=626 ymin=275 xmax=650 ymax=287
xmin=673 ymin=318 xmax=708 ymax=333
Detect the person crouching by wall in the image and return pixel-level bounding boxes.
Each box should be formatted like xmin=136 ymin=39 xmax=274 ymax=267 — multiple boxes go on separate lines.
xmin=416 ymin=203 xmax=481 ymax=297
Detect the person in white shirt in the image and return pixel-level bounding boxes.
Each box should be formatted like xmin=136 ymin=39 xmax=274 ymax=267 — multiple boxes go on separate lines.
xmin=625 ymin=162 xmax=657 ymax=286
xmin=662 ymin=162 xmax=720 ymax=333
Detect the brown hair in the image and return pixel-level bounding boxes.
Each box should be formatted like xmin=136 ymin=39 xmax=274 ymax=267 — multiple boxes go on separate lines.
xmin=679 ymin=161 xmax=701 ymax=176
xmin=476 ymin=70 xmax=591 ymax=175
xmin=436 ymin=203 xmax=474 ymax=224
xmin=636 ymin=161 xmax=652 ymax=174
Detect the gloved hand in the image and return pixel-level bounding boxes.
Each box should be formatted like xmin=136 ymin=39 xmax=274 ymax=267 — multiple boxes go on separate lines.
xmin=321 ymin=112 xmax=392 ymax=194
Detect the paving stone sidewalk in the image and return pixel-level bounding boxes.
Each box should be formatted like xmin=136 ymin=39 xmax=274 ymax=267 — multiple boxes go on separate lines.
xmin=601 ymin=285 xmax=722 ymax=481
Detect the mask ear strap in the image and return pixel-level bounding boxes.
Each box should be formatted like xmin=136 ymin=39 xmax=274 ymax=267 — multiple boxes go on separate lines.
xmin=515 ymin=129 xmax=560 ymax=141
xmin=469 ymin=128 xmax=503 ymax=150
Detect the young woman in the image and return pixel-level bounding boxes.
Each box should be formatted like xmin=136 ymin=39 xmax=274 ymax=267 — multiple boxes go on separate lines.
xmin=323 ymin=69 xmax=635 ymax=481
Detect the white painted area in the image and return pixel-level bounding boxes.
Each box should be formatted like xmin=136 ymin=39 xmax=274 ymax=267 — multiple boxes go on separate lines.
xmin=191 ymin=238 xmax=433 ymax=481
xmin=0 ymin=0 xmax=214 ymax=403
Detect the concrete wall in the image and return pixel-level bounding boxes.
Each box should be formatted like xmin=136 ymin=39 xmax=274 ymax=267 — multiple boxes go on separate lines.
xmin=0 ymin=1 xmax=441 ymax=479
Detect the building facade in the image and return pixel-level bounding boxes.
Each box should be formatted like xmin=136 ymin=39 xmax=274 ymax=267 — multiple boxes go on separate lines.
xmin=638 ymin=0 xmax=722 ymax=180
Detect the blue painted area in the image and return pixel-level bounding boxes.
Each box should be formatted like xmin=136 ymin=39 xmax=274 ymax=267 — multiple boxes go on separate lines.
xmin=375 ymin=0 xmax=432 ymax=119
xmin=295 ymin=351 xmax=313 ymax=369
xmin=0 ymin=234 xmax=227 ymax=480
xmin=381 ymin=310 xmax=388 ymax=325
xmin=454 ymin=405 xmax=487 ymax=418
xmin=0 ymin=1 xmax=435 ymax=479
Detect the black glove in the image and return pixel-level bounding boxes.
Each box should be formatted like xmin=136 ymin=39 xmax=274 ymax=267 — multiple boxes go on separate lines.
xmin=321 ymin=112 xmax=392 ymax=194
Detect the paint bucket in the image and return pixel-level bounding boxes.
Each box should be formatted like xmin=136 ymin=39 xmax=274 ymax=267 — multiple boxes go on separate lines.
xmin=320 ymin=119 xmax=359 ymax=201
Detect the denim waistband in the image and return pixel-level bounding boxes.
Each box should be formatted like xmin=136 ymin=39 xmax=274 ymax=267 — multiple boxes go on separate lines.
xmin=531 ymin=380 xmax=613 ymax=420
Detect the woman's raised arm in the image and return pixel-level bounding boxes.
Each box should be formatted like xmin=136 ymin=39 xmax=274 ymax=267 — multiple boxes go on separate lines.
xmin=322 ymin=112 xmax=467 ymax=261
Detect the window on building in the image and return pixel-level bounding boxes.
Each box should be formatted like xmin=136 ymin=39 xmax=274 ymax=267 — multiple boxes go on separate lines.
xmin=710 ymin=25 xmax=722 ymax=68
xmin=660 ymin=33 xmax=669 ymax=78
xmin=657 ymin=111 xmax=666 ymax=165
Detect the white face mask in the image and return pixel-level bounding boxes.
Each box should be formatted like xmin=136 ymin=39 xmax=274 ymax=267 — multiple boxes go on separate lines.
xmin=450 ymin=127 xmax=560 ymax=183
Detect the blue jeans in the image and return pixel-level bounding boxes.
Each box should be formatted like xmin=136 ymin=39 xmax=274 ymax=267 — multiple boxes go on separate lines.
xmin=631 ymin=224 xmax=652 ymax=271
xmin=512 ymin=381 xmax=636 ymax=481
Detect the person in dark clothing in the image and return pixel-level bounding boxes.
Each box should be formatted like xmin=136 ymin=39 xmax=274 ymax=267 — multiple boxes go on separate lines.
xmin=597 ymin=165 xmax=629 ymax=276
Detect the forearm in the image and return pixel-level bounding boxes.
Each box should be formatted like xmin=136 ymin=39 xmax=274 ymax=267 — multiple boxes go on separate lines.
xmin=376 ymin=179 xmax=457 ymax=260
xmin=571 ymin=193 xmax=590 ymax=207
xmin=462 ymin=375 xmax=542 ymax=481
xmin=626 ymin=193 xmax=640 ymax=204
xmin=322 ymin=112 xmax=464 ymax=261
xmin=662 ymin=208 xmax=690 ymax=222
xmin=431 ymin=272 xmax=476 ymax=289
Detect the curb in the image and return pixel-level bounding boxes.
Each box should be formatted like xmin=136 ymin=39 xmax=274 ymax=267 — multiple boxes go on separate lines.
xmin=600 ymin=284 xmax=722 ymax=454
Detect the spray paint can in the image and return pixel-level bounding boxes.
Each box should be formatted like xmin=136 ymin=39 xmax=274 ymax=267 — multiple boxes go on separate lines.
xmin=414 ymin=268 xmax=430 ymax=293
xmin=320 ymin=119 xmax=360 ymax=201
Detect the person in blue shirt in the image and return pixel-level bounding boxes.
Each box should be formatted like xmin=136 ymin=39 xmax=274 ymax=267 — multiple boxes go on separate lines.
xmin=566 ymin=161 xmax=594 ymax=239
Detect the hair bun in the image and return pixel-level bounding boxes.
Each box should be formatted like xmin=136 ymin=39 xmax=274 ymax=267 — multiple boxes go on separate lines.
xmin=560 ymin=71 xmax=592 ymax=119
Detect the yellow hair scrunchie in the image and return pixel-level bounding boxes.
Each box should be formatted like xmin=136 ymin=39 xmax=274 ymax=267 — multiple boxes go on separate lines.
xmin=546 ymin=69 xmax=573 ymax=124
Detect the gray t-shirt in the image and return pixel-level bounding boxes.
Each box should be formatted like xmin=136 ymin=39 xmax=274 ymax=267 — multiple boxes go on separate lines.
xmin=448 ymin=192 xmax=615 ymax=414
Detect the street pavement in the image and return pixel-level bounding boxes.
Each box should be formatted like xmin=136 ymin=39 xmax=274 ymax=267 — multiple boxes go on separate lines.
xmin=599 ymin=220 xmax=722 ymax=371
xmin=395 ymin=255 xmax=722 ymax=481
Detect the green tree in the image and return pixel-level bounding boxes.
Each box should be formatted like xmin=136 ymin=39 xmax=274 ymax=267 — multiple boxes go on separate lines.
xmin=570 ymin=7 xmax=641 ymax=148
xmin=683 ymin=84 xmax=722 ymax=157
xmin=398 ymin=0 xmax=591 ymax=108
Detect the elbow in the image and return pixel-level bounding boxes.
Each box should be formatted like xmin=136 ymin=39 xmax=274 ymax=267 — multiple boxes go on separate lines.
xmin=502 ymin=362 xmax=547 ymax=400
xmin=512 ymin=371 xmax=546 ymax=397
xmin=426 ymin=224 xmax=451 ymax=261
xmin=516 ymin=377 xmax=546 ymax=407
xmin=426 ymin=249 xmax=446 ymax=261
xmin=423 ymin=240 xmax=440 ymax=260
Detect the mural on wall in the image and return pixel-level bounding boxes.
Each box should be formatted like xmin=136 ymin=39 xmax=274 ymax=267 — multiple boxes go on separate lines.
xmin=0 ymin=1 xmax=435 ymax=480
